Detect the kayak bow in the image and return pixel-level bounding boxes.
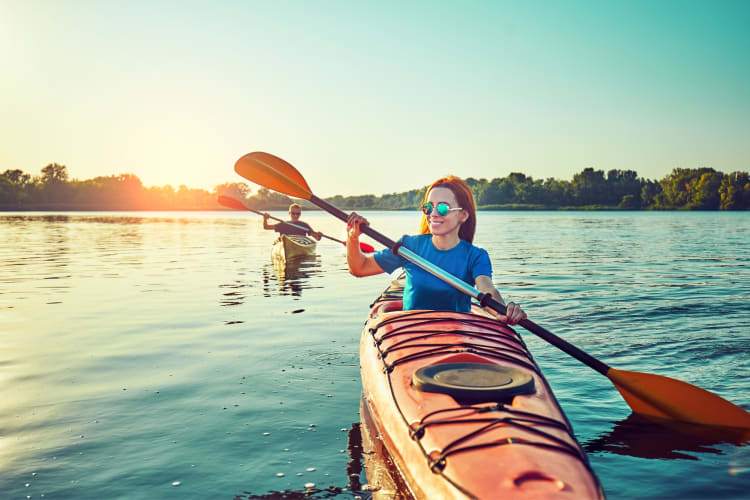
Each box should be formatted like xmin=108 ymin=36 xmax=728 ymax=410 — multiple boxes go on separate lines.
xmin=359 ymin=279 xmax=605 ymax=499
xmin=271 ymin=234 xmax=316 ymax=262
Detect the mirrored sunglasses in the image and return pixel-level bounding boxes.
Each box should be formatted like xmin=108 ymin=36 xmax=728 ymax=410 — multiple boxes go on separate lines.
xmin=421 ymin=202 xmax=462 ymax=216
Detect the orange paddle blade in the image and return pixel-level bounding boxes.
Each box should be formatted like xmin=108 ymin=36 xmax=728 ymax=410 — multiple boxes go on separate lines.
xmin=217 ymin=195 xmax=247 ymax=210
xmin=608 ymin=368 xmax=750 ymax=429
xmin=234 ymin=152 xmax=312 ymax=200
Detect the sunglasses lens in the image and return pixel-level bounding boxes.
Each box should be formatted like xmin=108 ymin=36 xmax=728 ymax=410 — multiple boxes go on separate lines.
xmin=423 ymin=202 xmax=454 ymax=215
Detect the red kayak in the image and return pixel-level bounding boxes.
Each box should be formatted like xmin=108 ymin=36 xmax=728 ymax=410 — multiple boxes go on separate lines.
xmin=359 ymin=279 xmax=605 ymax=499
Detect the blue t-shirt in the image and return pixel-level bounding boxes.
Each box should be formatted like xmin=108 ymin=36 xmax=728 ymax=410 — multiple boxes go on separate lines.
xmin=373 ymin=234 xmax=492 ymax=312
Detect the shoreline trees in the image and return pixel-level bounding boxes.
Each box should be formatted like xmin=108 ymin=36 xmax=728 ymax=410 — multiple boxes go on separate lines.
xmin=1 ymin=163 xmax=748 ymax=211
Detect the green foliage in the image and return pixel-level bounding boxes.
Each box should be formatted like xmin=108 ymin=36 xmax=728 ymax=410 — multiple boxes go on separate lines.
xmin=640 ymin=180 xmax=662 ymax=208
xmin=719 ymin=172 xmax=750 ymax=210
xmin=214 ymin=182 xmax=252 ymax=201
xmin=1 ymin=163 xmax=748 ymax=211
xmin=41 ymin=163 xmax=69 ymax=184
xmin=651 ymin=167 xmax=739 ymax=210
xmin=618 ymin=194 xmax=641 ymax=210
xmin=248 ymin=187 xmax=294 ymax=210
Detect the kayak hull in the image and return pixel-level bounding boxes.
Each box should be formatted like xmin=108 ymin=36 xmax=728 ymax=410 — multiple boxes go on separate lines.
xmin=271 ymin=234 xmax=316 ymax=261
xmin=360 ymin=281 xmax=604 ymax=499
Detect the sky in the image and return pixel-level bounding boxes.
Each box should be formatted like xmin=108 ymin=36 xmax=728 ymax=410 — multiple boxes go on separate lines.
xmin=2 ymin=0 xmax=749 ymax=197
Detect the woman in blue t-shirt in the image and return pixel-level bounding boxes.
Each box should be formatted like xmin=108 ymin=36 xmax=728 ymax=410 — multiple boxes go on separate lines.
xmin=346 ymin=176 xmax=526 ymax=325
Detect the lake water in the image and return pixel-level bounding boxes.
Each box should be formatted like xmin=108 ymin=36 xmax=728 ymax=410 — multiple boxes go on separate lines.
xmin=1 ymin=210 xmax=749 ymax=499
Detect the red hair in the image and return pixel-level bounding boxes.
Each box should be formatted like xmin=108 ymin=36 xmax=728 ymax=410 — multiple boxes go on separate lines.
xmin=419 ymin=176 xmax=477 ymax=243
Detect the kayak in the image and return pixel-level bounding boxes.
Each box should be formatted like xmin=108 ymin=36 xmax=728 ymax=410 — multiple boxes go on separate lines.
xmin=359 ymin=279 xmax=605 ymax=499
xmin=271 ymin=234 xmax=316 ymax=261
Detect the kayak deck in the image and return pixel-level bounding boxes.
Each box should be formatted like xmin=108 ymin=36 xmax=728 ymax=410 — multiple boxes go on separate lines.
xmin=271 ymin=234 xmax=316 ymax=261
xmin=359 ymin=280 xmax=605 ymax=499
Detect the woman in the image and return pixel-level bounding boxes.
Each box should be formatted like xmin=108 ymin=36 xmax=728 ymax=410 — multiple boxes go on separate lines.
xmin=346 ymin=176 xmax=526 ymax=325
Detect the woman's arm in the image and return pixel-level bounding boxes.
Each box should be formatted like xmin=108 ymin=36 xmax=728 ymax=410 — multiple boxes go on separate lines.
xmin=475 ymin=275 xmax=526 ymax=325
xmin=346 ymin=213 xmax=385 ymax=277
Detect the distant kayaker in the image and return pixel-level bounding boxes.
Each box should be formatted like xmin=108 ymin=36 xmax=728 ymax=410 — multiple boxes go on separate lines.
xmin=345 ymin=176 xmax=526 ymax=325
xmin=263 ymin=203 xmax=322 ymax=240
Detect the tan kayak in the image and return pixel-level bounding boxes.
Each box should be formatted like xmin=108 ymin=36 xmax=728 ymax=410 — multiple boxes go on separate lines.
xmin=271 ymin=234 xmax=316 ymax=262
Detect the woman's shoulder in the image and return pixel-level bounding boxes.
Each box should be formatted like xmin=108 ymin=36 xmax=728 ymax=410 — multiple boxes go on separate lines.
xmin=458 ymin=238 xmax=484 ymax=250
xmin=460 ymin=239 xmax=490 ymax=259
xmin=402 ymin=234 xmax=431 ymax=246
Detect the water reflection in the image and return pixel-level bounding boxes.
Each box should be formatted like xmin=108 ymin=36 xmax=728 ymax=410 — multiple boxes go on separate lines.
xmin=583 ymin=413 xmax=750 ymax=460
xmin=219 ymin=280 xmax=251 ymax=308
xmin=1 ymin=213 xmax=218 ymax=225
xmin=262 ymin=255 xmax=322 ymax=298
xmin=234 ymin=487 xmax=351 ymax=499
xmin=218 ymin=252 xmax=323 ymax=313
xmin=232 ymin=419 xmax=378 ymax=500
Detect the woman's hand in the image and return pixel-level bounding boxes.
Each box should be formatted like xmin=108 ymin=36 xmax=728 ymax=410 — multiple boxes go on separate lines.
xmin=485 ymin=301 xmax=527 ymax=325
xmin=474 ymin=275 xmax=526 ymax=325
xmin=500 ymin=301 xmax=527 ymax=325
xmin=347 ymin=212 xmax=369 ymax=239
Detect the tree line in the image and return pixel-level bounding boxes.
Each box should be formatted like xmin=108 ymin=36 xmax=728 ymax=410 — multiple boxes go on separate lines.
xmin=1 ymin=163 xmax=748 ymax=211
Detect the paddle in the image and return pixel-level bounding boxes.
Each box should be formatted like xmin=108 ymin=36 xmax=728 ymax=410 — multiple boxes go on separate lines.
xmin=233 ymin=151 xmax=750 ymax=431
xmin=217 ymin=194 xmax=375 ymax=252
